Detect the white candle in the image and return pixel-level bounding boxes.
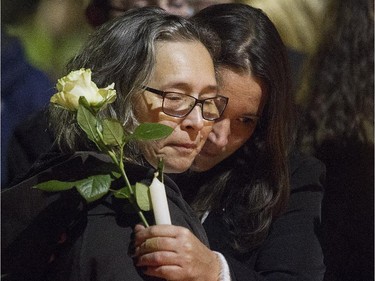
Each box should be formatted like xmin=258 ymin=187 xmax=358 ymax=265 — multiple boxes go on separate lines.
xmin=149 ymin=172 xmax=171 ymax=225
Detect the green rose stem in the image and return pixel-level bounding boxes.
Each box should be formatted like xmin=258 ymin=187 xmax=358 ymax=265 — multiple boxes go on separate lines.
xmin=97 ymin=128 xmax=150 ymax=227
xmin=109 ymin=150 xmax=150 ymax=228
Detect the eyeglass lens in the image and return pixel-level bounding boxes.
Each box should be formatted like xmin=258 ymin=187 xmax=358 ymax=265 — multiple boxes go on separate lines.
xmin=163 ymin=92 xmax=227 ymax=120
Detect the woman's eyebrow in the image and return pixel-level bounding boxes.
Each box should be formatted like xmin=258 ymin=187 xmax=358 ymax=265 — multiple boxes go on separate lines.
xmin=162 ymin=82 xmax=218 ymax=93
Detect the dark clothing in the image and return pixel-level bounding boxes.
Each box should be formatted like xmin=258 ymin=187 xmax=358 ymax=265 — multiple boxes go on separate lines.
xmin=1 ymin=152 xmax=208 ymax=281
xmin=6 ymin=109 xmax=54 ymax=187
xmin=1 ymin=33 xmax=54 ymax=187
xmin=318 ymin=139 xmax=374 ymax=281
xmin=177 ymin=151 xmax=326 ymax=281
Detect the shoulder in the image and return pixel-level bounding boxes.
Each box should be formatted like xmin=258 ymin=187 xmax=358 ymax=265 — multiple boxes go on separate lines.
xmin=288 ymin=149 xmax=326 ymax=192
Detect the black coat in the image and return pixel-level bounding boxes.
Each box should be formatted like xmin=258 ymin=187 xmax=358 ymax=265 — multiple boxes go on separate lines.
xmin=176 ymin=151 xmax=326 ymax=281
xmin=1 ymin=152 xmax=208 ymax=281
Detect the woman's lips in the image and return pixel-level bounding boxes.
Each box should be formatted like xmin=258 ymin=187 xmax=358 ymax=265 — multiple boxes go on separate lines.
xmin=170 ymin=143 xmax=198 ymax=153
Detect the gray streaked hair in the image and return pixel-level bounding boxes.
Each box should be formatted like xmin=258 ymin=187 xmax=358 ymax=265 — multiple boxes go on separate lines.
xmin=49 ymin=7 xmax=209 ymax=162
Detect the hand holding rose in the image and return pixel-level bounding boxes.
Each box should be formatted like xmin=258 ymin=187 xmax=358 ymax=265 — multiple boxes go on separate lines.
xmin=134 ymin=224 xmax=221 ymax=281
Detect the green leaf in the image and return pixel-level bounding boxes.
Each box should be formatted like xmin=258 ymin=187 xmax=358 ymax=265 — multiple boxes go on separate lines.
xmin=102 ymin=118 xmax=125 ymax=146
xmin=135 ymin=182 xmax=151 ymax=211
xmin=130 ymin=123 xmax=173 ymax=141
xmin=77 ymin=103 xmax=100 ymax=143
xmin=111 ymin=171 xmax=121 ymax=179
xmin=34 ymin=174 xmax=113 ymax=203
xmin=76 ymin=175 xmax=111 ymax=202
xmin=34 ymin=180 xmax=77 ymax=192
xmin=113 ymin=186 xmax=132 ymax=199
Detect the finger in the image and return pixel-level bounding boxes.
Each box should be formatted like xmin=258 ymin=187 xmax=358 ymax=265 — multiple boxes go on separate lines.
xmin=134 ymin=224 xmax=146 ymax=233
xmin=136 ymin=250 xmax=178 ymax=267
xmin=134 ymin=225 xmax=185 ymax=247
xmin=136 ymin=236 xmax=178 ymax=255
xmin=136 ymin=225 xmax=191 ymax=241
xmin=143 ymin=265 xmax=185 ymax=281
xmin=142 ymin=238 xmax=160 ymax=253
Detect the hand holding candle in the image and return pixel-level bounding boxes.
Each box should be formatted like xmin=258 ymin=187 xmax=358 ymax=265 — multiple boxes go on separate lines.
xmin=149 ymin=172 xmax=171 ymax=225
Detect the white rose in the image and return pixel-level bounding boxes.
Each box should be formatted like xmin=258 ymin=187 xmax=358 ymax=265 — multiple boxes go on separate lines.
xmin=50 ymin=68 xmax=116 ymax=111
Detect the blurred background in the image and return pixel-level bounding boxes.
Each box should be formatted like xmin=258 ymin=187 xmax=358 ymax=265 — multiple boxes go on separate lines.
xmin=1 ymin=0 xmax=328 ymax=82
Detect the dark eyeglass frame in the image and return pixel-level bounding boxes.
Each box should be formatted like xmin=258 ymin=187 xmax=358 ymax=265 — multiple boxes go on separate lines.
xmin=143 ymin=86 xmax=228 ymax=121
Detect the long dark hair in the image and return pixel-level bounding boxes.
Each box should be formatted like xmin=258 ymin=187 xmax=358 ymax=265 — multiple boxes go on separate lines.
xmin=297 ymin=0 xmax=374 ymax=153
xmin=189 ymin=3 xmax=295 ymax=252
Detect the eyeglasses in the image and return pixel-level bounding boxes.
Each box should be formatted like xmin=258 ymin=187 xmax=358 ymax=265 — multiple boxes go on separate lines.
xmin=143 ymin=86 xmax=228 ymax=121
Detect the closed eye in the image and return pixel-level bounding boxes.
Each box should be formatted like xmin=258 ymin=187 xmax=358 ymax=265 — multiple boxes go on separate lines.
xmin=166 ymin=94 xmax=184 ymax=101
xmin=237 ymin=116 xmax=259 ymax=125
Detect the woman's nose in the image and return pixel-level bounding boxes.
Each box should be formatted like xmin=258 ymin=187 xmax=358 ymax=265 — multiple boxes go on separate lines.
xmin=181 ymin=105 xmax=204 ymax=131
xmin=208 ymin=118 xmax=230 ymax=148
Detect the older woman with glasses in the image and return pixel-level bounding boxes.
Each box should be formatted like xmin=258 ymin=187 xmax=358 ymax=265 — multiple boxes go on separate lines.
xmin=1 ymin=7 xmax=227 ymax=281
xmin=133 ymin=4 xmax=325 ymax=281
